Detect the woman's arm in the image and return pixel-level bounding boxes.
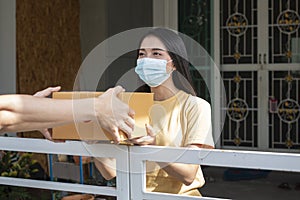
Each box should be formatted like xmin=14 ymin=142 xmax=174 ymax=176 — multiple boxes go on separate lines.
xmin=157 ymin=144 xmax=213 ymax=186
xmin=158 ymin=98 xmax=214 ymax=185
xmin=131 ymin=98 xmax=214 ymax=185
xmin=94 ymin=158 xmax=116 ymax=180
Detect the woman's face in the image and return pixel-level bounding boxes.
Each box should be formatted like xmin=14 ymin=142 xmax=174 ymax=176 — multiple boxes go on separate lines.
xmin=138 ymin=35 xmax=175 ymax=73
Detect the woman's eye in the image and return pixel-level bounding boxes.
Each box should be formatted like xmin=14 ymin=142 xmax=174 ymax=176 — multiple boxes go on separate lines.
xmin=153 ymin=52 xmax=162 ymax=56
xmin=138 ymin=52 xmax=145 ymax=57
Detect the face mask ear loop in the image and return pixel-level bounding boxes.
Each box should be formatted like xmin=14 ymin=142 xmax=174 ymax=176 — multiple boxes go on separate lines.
xmin=167 ymin=67 xmax=176 ymax=75
xmin=166 ymin=59 xmax=175 ymax=74
xmin=166 ymin=59 xmax=173 ymax=64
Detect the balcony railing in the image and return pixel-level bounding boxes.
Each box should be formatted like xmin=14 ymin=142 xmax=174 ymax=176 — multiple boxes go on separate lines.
xmin=0 ymin=136 xmax=300 ymax=199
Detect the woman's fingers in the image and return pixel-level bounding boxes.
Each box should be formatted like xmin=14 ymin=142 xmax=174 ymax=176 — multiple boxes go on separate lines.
xmin=130 ymin=135 xmax=154 ymax=145
xmin=145 ymin=124 xmax=156 ymax=137
xmin=130 ymin=124 xmax=156 ymax=145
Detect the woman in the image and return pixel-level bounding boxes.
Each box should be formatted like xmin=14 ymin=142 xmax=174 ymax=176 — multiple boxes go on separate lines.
xmin=95 ymin=28 xmax=214 ymax=196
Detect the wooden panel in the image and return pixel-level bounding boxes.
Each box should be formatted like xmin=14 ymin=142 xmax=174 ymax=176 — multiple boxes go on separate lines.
xmin=16 ymin=0 xmax=82 ymax=173
xmin=16 ymin=0 xmax=81 ymax=94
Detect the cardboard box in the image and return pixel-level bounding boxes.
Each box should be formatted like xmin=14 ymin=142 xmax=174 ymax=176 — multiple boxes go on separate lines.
xmin=52 ymin=92 xmax=154 ymax=141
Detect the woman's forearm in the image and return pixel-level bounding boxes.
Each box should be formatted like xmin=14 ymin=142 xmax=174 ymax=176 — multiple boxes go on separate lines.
xmin=94 ymin=157 xmax=116 ymax=180
xmin=156 ymin=144 xmax=211 ymax=186
xmin=157 ymin=162 xmax=199 ymax=186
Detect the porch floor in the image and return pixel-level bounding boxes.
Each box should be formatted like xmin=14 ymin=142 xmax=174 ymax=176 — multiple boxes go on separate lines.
xmin=201 ymin=167 xmax=300 ymax=200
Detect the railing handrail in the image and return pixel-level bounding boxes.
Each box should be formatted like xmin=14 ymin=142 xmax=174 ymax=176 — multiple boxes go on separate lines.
xmin=0 ymin=137 xmax=130 ymax=199
xmin=129 ymin=145 xmax=300 ymax=172
xmin=0 ymin=136 xmax=300 ymax=199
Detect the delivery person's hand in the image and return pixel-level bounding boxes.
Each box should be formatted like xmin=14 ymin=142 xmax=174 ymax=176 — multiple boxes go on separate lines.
xmin=95 ymin=86 xmax=135 ymax=144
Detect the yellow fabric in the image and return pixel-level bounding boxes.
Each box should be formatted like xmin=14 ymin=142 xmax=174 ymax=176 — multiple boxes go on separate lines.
xmin=146 ymin=90 xmax=214 ymax=195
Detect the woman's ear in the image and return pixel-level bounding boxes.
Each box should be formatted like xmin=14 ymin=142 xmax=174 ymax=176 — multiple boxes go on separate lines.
xmin=171 ymin=61 xmax=176 ymax=69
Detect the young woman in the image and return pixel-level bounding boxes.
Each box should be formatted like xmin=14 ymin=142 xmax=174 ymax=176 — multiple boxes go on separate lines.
xmin=0 ymin=86 xmax=134 ymax=143
xmin=95 ymin=28 xmax=214 ymax=196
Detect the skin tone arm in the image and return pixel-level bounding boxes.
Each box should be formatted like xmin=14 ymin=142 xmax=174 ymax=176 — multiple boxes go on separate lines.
xmin=94 ymin=131 xmax=213 ymax=184
xmin=0 ymin=86 xmax=135 ymax=143
xmin=33 ymin=86 xmax=63 ymax=140
xmin=156 ymin=144 xmax=213 ymax=185
xmin=131 ymin=125 xmax=214 ymax=186
xmin=94 ymin=157 xmax=116 ymax=180
xmin=93 ymin=124 xmax=155 ymax=180
xmin=94 ymin=124 xmax=214 ymax=184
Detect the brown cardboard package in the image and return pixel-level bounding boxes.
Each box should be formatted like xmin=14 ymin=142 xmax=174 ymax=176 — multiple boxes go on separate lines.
xmin=52 ymin=92 xmax=154 ymax=141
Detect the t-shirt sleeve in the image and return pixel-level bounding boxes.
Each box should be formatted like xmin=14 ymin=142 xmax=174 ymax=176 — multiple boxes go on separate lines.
xmin=182 ymin=96 xmax=215 ymax=147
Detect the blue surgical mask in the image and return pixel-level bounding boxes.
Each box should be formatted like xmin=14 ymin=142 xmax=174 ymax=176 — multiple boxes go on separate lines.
xmin=135 ymin=58 xmax=173 ymax=87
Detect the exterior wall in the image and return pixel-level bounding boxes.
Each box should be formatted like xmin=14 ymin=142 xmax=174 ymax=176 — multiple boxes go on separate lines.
xmin=86 ymin=0 xmax=153 ymax=90
xmin=79 ymin=0 xmax=107 ymax=60
xmin=0 ymin=0 xmax=16 ymax=94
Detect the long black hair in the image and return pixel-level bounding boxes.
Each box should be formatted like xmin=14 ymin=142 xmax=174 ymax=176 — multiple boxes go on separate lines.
xmin=136 ymin=28 xmax=197 ymax=96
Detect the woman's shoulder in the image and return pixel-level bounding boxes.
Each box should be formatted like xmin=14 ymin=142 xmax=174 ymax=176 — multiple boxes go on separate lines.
xmin=185 ymin=94 xmax=211 ymax=109
xmin=178 ymin=91 xmax=211 ymax=113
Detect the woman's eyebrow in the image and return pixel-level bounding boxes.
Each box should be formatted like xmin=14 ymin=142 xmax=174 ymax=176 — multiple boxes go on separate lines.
xmin=139 ymin=48 xmax=166 ymax=51
xmin=152 ymin=48 xmax=166 ymax=51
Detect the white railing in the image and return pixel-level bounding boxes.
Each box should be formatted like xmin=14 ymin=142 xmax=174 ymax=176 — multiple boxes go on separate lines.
xmin=0 ymin=136 xmax=300 ymax=200
xmin=0 ymin=137 xmax=130 ymax=199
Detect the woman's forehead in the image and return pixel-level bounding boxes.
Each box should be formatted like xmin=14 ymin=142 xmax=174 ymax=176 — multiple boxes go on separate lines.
xmin=140 ymin=35 xmax=167 ymax=50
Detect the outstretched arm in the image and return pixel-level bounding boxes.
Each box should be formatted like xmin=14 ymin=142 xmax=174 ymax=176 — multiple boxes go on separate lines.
xmin=33 ymin=86 xmax=63 ymax=140
xmin=0 ymin=86 xmax=135 ymax=143
xmin=0 ymin=93 xmax=92 ymax=133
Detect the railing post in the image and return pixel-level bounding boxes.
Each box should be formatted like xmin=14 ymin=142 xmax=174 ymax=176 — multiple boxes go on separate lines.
xmin=129 ymin=145 xmax=146 ymax=200
xmin=115 ymin=145 xmax=130 ymax=200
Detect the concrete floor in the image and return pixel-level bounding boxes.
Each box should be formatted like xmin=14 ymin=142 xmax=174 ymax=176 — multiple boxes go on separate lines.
xmin=200 ymin=167 xmax=300 ymax=200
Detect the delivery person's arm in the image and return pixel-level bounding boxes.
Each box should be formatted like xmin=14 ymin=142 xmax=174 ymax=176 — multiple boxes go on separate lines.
xmin=0 ymin=86 xmax=134 ymax=143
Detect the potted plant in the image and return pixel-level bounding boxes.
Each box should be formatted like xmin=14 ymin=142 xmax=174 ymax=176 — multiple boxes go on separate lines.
xmin=0 ymin=151 xmax=39 ymax=200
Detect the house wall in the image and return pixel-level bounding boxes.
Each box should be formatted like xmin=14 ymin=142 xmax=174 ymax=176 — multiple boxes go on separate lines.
xmin=79 ymin=0 xmax=153 ymax=90
xmin=79 ymin=0 xmax=107 ymax=60
xmin=0 ymin=0 xmax=16 ymax=94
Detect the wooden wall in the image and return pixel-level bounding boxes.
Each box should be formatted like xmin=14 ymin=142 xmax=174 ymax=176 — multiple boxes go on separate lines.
xmin=16 ymin=0 xmax=82 ymax=173
xmin=16 ymin=0 xmax=81 ymax=94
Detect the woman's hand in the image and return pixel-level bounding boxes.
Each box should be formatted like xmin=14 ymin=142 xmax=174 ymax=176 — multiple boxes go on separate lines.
xmin=130 ymin=124 xmax=156 ymax=145
xmin=33 ymin=86 xmax=61 ymax=140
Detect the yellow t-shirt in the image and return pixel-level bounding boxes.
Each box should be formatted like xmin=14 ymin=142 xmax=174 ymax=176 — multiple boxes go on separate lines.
xmin=146 ymin=90 xmax=214 ymax=195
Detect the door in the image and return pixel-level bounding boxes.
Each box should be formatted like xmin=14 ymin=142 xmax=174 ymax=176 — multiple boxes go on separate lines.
xmin=219 ymin=0 xmax=300 ymax=151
